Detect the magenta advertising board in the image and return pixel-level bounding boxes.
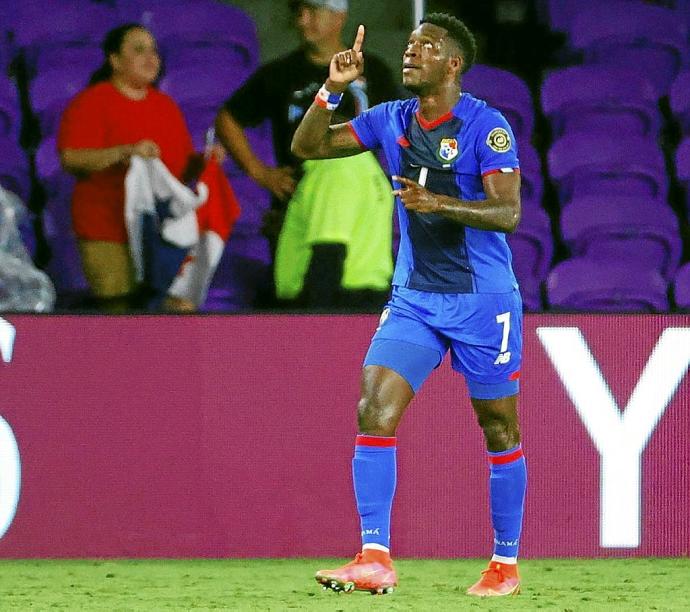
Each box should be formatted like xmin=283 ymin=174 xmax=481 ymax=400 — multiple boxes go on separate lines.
xmin=0 ymin=314 xmax=688 ymax=558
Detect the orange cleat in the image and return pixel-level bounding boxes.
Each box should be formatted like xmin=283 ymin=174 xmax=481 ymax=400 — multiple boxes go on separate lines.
xmin=466 ymin=561 xmax=520 ymax=597
xmin=315 ymin=549 xmax=398 ymax=595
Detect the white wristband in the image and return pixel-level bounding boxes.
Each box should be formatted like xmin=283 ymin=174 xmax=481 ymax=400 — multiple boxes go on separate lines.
xmin=314 ymin=85 xmax=344 ymax=111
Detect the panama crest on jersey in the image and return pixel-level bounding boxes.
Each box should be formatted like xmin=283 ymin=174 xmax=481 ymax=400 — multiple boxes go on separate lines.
xmin=438 ymin=137 xmax=459 ymax=162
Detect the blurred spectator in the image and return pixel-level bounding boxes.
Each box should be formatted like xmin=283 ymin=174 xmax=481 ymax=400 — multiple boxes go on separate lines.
xmin=0 ymin=186 xmax=55 ymax=312
xmin=57 ymin=23 xmax=214 ymax=312
xmin=216 ymin=0 xmax=398 ymax=311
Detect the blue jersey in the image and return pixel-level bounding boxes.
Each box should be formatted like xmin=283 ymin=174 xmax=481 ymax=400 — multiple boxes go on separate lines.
xmin=349 ymin=93 xmax=520 ymax=294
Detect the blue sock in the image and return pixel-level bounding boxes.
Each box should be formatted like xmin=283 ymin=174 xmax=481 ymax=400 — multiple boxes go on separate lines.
xmin=352 ymin=435 xmax=397 ymax=551
xmin=487 ymin=444 xmax=527 ymax=561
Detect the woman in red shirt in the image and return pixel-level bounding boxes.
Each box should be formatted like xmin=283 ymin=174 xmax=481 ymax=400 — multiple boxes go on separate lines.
xmin=59 ymin=23 xmax=204 ymax=312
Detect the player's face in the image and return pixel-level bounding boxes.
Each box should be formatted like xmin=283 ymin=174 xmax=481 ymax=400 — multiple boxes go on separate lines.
xmin=402 ymin=23 xmax=453 ymax=94
xmin=110 ymin=28 xmax=161 ymax=88
xmin=294 ymin=4 xmax=344 ymax=48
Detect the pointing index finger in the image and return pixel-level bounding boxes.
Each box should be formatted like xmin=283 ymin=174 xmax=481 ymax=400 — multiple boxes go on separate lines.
xmin=393 ymin=175 xmax=418 ymax=187
xmin=352 ymin=24 xmax=365 ymax=53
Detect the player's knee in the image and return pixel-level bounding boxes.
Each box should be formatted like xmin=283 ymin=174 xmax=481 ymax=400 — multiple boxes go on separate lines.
xmin=478 ymin=416 xmax=519 ymax=450
xmin=356 ymin=395 xmax=397 ymax=436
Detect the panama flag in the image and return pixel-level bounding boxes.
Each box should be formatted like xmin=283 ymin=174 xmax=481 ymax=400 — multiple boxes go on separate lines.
xmin=167 ymin=159 xmax=241 ymax=308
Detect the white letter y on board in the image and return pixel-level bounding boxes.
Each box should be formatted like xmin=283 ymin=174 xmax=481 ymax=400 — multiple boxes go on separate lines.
xmin=537 ymin=327 xmax=690 ymax=548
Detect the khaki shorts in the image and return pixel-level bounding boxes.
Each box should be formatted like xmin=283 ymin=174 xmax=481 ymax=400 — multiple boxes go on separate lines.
xmin=78 ymin=240 xmax=136 ymax=298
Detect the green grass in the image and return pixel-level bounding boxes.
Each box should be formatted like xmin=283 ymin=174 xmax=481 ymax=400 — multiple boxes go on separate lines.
xmin=0 ymin=558 xmax=687 ymax=611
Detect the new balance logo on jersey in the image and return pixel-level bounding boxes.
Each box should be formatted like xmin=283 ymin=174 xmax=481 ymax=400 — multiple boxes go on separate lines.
xmin=494 ymin=351 xmax=511 ymax=365
xmin=362 ymin=528 xmax=381 ymax=536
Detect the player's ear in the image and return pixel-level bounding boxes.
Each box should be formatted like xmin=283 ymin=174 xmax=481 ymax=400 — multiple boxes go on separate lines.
xmin=448 ymin=55 xmax=462 ymax=79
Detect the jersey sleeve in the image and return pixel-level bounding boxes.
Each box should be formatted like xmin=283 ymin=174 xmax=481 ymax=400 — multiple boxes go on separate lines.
xmin=348 ymin=102 xmax=390 ymax=151
xmin=475 ymin=109 xmax=520 ymax=177
xmin=57 ymin=88 xmax=107 ymax=150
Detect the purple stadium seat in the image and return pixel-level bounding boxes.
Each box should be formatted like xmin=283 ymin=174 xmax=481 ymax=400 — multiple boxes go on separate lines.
xmin=239 ymin=123 xmax=275 ymax=172
xmin=670 ymin=70 xmax=690 ymax=135
xmin=0 ymin=138 xmax=30 ymax=201
xmin=202 ymin=234 xmax=271 ymax=312
xmin=228 ymin=175 xmax=270 ymax=236
xmin=13 ymin=1 xmax=114 ymax=47
xmin=676 ymin=137 xmax=690 ymax=217
xmin=676 ymin=137 xmax=690 ymax=180
xmin=546 ymin=258 xmax=669 ymax=313
xmin=36 ymin=136 xmax=75 ymax=199
xmin=569 ymin=2 xmax=688 ymax=96
xmin=0 ymin=2 xmax=15 ymax=33
xmin=673 ymin=263 xmax=690 ymax=310
xmin=560 ymin=196 xmax=681 ymax=279
xmin=159 ymin=67 xmax=251 ymax=113
xmin=30 ymin=67 xmax=90 ymax=137
xmin=507 ymin=205 xmax=553 ymax=311
xmin=128 ymin=1 xmax=260 ymax=71
xmin=541 ymin=66 xmax=660 ymax=139
xmin=518 ymin=142 xmax=543 ymax=206
xmin=12 ymin=1 xmax=114 ymax=72
xmin=34 ymin=137 xmax=87 ymax=293
xmin=42 ymin=200 xmax=89 ymax=295
xmin=0 ymin=22 xmax=15 ymax=77
xmin=463 ymin=64 xmax=534 ymax=139
xmin=676 ymin=0 xmax=690 ymax=29
xmin=163 ymin=44 xmax=251 ymax=76
xmin=0 ymin=76 xmax=20 ymax=139
xmin=536 ymin=0 xmax=611 ymax=33
xmin=34 ymin=41 xmax=103 ymax=77
xmin=548 ymin=134 xmax=668 ymax=206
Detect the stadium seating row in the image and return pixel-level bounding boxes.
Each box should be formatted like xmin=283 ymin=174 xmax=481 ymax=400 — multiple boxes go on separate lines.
xmin=0 ymin=0 xmax=689 ymax=312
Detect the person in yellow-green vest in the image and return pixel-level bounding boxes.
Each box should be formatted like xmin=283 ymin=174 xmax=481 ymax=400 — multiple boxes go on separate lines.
xmin=216 ymin=0 xmax=398 ymax=310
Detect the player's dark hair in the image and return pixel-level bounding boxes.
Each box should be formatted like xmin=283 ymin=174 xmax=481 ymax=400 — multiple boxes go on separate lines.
xmin=421 ymin=13 xmax=477 ymax=74
xmin=88 ymin=23 xmax=147 ymax=85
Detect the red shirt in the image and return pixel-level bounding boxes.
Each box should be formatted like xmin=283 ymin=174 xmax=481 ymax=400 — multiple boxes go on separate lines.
xmin=58 ymin=82 xmax=195 ymax=242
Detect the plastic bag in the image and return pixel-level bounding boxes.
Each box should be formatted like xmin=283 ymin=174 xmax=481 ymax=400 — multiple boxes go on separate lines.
xmin=0 ymin=186 xmax=55 ymax=312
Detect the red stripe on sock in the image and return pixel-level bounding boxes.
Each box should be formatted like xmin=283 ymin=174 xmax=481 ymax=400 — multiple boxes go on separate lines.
xmin=356 ymin=435 xmax=397 ymax=447
xmin=488 ymin=447 xmax=524 ymax=465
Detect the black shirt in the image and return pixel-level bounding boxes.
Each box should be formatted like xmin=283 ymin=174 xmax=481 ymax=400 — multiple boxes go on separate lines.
xmin=224 ymin=46 xmax=399 ymax=168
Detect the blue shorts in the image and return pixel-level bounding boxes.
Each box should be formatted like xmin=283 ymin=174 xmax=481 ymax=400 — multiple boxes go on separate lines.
xmin=364 ymin=286 xmax=523 ymax=399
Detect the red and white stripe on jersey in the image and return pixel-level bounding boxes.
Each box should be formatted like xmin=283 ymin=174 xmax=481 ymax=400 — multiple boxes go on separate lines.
xmin=481 ymin=168 xmax=521 ymax=177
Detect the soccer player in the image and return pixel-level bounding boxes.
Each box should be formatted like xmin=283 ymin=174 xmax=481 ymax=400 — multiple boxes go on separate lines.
xmin=291 ymin=13 xmax=526 ymax=597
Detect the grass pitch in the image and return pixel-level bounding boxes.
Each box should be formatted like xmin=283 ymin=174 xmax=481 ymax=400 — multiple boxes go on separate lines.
xmin=0 ymin=558 xmax=687 ymax=611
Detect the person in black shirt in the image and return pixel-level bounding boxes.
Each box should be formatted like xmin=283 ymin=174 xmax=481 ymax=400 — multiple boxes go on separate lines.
xmin=216 ymin=0 xmax=399 ymax=310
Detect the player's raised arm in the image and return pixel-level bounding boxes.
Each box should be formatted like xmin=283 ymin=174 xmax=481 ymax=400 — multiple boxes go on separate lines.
xmin=291 ymin=25 xmax=367 ymax=160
